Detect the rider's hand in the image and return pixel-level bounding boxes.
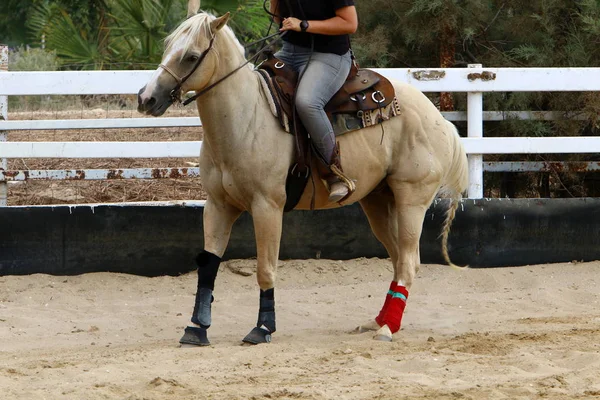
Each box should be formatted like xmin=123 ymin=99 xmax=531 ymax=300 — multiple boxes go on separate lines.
xmin=280 ymin=17 xmax=302 ymax=32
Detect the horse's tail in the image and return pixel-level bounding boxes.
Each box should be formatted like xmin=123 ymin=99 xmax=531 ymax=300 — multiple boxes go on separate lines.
xmin=438 ymin=122 xmax=469 ymax=269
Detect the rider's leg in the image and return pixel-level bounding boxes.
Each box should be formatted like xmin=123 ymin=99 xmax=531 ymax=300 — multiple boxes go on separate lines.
xmin=274 ymin=42 xmax=312 ymax=72
xmin=294 ymin=50 xmax=353 ymax=202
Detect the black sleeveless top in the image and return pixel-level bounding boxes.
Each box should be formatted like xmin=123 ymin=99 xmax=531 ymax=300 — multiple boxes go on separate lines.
xmin=277 ymin=0 xmax=355 ymax=55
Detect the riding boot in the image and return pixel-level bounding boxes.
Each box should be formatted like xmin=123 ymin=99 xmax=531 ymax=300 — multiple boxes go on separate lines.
xmin=327 ymin=176 xmax=350 ymax=203
xmin=320 ymin=142 xmax=356 ymax=203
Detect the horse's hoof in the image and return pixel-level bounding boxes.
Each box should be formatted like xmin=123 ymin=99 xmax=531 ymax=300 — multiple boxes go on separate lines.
xmin=180 ymin=343 xmax=203 ymax=348
xmin=179 ymin=326 xmax=210 ymax=347
xmin=373 ymin=334 xmax=393 ymax=342
xmin=242 ymin=327 xmax=272 ymax=345
xmin=373 ymin=325 xmax=393 ymax=342
xmin=356 ymin=320 xmax=380 ymax=333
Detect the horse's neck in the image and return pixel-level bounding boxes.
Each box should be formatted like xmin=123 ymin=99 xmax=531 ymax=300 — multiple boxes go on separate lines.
xmin=195 ymin=42 xmax=261 ymax=162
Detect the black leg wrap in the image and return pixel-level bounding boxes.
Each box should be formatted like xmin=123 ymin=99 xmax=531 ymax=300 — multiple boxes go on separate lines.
xmin=190 ymin=251 xmax=221 ymax=328
xmin=242 ymin=289 xmax=276 ymax=345
xmin=191 ymin=288 xmax=213 ymax=328
xmin=257 ymin=288 xmax=276 ymax=333
xmin=179 ymin=326 xmax=210 ymax=346
xmin=195 ymin=251 xmax=221 ymax=291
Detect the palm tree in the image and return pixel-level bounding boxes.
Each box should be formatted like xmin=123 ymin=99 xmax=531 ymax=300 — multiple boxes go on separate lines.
xmin=108 ymin=0 xmax=177 ymax=67
xmin=27 ymin=2 xmax=107 ymax=69
xmin=27 ymin=0 xmax=270 ymax=69
xmin=199 ymin=0 xmax=270 ymax=43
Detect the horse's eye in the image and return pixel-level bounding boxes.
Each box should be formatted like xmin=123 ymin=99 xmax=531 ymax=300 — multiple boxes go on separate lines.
xmin=187 ymin=55 xmax=199 ymax=62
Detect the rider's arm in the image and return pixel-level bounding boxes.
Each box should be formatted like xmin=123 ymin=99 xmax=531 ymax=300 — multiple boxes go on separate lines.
xmin=280 ymin=6 xmax=358 ymax=35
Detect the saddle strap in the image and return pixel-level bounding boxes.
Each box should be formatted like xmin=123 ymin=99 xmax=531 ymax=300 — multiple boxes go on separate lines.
xmin=257 ymin=69 xmax=285 ymax=129
xmin=258 ymin=66 xmax=311 ymax=181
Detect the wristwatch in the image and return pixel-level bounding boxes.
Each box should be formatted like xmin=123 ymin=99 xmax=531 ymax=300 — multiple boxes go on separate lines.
xmin=300 ymin=20 xmax=309 ymax=32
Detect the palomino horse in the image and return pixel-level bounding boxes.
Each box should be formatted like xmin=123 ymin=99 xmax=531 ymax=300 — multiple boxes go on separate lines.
xmin=138 ymin=5 xmax=468 ymax=344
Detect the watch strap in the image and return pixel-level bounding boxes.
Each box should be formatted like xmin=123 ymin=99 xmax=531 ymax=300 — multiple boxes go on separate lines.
xmin=300 ymin=20 xmax=309 ymax=32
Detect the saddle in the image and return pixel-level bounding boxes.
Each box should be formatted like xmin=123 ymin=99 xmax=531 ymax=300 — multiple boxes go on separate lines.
xmin=256 ymin=52 xmax=397 ymax=211
xmin=258 ymin=52 xmax=396 ymax=133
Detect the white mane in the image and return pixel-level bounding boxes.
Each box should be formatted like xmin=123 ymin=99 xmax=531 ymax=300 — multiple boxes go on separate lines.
xmin=164 ymin=13 xmax=246 ymax=61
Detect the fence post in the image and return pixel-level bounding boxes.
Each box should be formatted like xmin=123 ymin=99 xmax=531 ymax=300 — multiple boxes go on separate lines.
xmin=467 ymin=64 xmax=484 ymax=198
xmin=0 ymin=45 xmax=8 ymax=206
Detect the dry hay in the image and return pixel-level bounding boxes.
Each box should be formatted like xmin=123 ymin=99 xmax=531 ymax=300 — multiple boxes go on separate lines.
xmin=6 ymin=105 xmax=207 ymax=205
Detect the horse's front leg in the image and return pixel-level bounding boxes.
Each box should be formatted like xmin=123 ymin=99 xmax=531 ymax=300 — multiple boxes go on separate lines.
xmin=179 ymin=198 xmax=242 ymax=347
xmin=242 ymin=199 xmax=284 ymax=344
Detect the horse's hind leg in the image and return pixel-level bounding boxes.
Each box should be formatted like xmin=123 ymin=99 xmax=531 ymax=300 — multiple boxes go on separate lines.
xmin=179 ymin=198 xmax=242 ymax=347
xmin=359 ymin=182 xmax=432 ymax=341
xmin=380 ymin=180 xmax=434 ymax=341
xmin=357 ymin=188 xmax=400 ymax=334
xmin=242 ymin=199 xmax=284 ymax=344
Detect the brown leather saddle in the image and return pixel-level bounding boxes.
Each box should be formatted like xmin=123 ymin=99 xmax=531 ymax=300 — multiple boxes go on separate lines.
xmin=257 ymin=52 xmax=396 ymax=132
xmin=256 ymin=52 xmax=396 ymax=211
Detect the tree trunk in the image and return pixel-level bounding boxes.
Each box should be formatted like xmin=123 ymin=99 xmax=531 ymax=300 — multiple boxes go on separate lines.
xmin=539 ymin=173 xmax=550 ymax=198
xmin=439 ymin=24 xmax=456 ymax=112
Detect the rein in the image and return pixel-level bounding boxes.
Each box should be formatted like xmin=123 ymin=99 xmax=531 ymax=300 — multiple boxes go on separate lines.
xmin=183 ymin=30 xmax=285 ymax=106
xmin=161 ymin=27 xmax=285 ymax=107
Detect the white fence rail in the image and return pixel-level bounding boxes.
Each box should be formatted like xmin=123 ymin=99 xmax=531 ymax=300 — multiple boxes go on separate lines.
xmin=1 ymin=55 xmax=600 ymax=204
xmin=4 ymin=67 xmax=600 ymax=95
xmin=0 ymin=46 xmax=8 ymax=205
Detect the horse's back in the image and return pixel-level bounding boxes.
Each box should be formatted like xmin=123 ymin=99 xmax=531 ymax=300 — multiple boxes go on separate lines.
xmin=389 ymin=79 xmax=463 ymax=160
xmin=293 ymin=79 xmax=466 ymax=210
xmin=390 ymin=80 xmax=468 ymax=196
xmin=390 ymin=80 xmax=447 ymax=122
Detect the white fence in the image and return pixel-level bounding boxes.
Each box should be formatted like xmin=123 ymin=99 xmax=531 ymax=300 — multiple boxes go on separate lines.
xmin=2 ymin=55 xmax=600 ymax=205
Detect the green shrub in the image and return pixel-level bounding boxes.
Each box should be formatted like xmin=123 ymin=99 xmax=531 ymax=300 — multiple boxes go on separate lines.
xmin=8 ymin=47 xmax=60 ymax=110
xmin=9 ymin=46 xmax=59 ymax=71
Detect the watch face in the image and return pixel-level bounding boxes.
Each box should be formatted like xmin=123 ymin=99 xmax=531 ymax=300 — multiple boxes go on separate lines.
xmin=301 ymin=20 xmax=308 ymax=32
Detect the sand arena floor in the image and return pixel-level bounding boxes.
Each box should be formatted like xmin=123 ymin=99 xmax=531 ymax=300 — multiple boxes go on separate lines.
xmin=1 ymin=258 xmax=599 ymax=399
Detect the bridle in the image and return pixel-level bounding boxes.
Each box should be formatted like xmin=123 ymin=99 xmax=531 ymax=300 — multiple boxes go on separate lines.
xmin=159 ymin=34 xmax=216 ymax=105
xmin=159 ymin=27 xmax=284 ymax=106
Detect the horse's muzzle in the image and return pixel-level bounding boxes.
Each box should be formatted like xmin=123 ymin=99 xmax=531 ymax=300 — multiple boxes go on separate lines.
xmin=137 ymin=85 xmax=172 ymax=117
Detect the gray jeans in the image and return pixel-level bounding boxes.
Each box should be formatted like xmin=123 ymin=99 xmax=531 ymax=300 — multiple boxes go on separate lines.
xmin=275 ymin=42 xmax=352 ymax=163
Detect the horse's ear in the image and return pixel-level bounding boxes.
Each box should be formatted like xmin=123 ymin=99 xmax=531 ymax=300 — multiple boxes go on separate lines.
xmin=210 ymin=12 xmax=230 ymax=33
xmin=187 ymin=0 xmax=200 ymax=18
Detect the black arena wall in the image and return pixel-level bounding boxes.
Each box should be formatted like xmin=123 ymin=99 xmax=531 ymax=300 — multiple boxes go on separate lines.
xmin=1 ymin=198 xmax=599 ymax=276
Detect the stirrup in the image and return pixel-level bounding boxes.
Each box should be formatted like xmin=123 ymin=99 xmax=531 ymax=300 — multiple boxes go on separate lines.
xmin=330 ymin=164 xmax=356 ymax=194
xmin=328 ymin=181 xmax=349 ymax=203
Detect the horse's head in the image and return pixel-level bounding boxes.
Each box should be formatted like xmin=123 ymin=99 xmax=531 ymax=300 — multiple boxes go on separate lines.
xmin=137 ymin=5 xmax=230 ymax=116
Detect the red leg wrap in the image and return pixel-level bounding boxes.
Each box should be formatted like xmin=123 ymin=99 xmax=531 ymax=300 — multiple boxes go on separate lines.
xmin=375 ymin=281 xmax=397 ymax=327
xmin=379 ymin=285 xmax=409 ymax=334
